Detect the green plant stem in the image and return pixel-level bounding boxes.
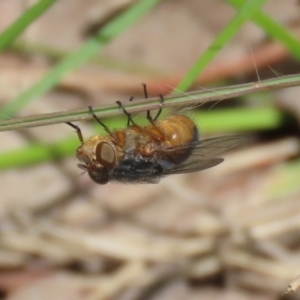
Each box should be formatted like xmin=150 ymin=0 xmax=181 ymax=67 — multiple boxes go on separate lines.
xmin=0 ymin=0 xmax=161 ymax=118
xmin=176 ymin=0 xmax=267 ymax=92
xmin=194 ymin=107 xmax=284 ymax=132
xmin=0 ymin=0 xmax=57 ymax=51
xmin=0 ymin=73 xmax=299 ymax=132
xmin=0 ymin=137 xmax=77 ymax=169
xmin=227 ymin=0 xmax=300 ymax=61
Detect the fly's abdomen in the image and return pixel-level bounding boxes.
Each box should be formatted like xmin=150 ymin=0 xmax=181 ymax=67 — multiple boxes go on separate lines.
xmin=156 ymin=115 xmax=198 ymax=163
xmin=158 ymin=115 xmax=198 ymax=147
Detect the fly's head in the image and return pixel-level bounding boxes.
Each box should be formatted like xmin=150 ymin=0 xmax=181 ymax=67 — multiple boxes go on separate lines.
xmin=76 ymin=138 xmax=117 ymax=184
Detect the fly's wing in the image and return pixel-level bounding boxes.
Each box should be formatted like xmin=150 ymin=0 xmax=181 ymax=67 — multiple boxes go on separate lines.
xmin=163 ymin=158 xmax=224 ymax=175
xmin=155 ymin=135 xmax=245 ymax=175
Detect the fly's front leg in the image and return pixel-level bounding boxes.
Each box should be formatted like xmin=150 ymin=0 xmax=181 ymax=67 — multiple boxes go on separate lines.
xmin=66 ymin=122 xmax=84 ymax=144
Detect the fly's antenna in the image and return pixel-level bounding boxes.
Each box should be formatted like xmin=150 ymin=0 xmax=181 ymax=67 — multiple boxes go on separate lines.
xmin=66 ymin=122 xmax=84 ymax=144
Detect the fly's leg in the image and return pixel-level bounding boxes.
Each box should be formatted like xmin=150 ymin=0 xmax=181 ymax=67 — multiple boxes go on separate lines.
xmin=89 ymin=106 xmax=127 ymax=146
xmin=116 ymin=84 xmax=166 ymax=142
xmin=139 ymin=83 xmax=166 ymax=142
xmin=116 ymin=100 xmax=143 ymax=130
xmin=120 ymin=96 xmax=134 ymax=127
xmin=153 ymin=95 xmax=164 ymax=121
xmin=88 ymin=106 xmax=114 ymax=136
xmin=126 ymin=96 xmax=134 ymax=126
xmin=116 ymin=98 xmax=164 ymax=141
xmin=141 ymin=83 xmax=164 ymax=124
xmin=66 ymin=122 xmax=84 ymax=144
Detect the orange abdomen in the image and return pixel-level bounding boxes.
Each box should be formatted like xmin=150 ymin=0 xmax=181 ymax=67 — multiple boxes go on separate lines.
xmin=150 ymin=115 xmax=199 ymax=164
xmin=157 ymin=115 xmax=198 ymax=147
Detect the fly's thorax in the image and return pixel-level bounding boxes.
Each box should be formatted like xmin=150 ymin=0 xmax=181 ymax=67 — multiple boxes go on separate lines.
xmin=157 ymin=115 xmax=198 ymax=147
xmin=119 ymin=126 xmax=152 ymax=154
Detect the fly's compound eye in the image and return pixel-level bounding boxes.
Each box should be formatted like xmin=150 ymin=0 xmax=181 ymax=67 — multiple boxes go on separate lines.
xmin=96 ymin=142 xmax=116 ymax=168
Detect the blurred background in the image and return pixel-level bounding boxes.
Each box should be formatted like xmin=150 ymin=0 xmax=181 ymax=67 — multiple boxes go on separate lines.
xmin=0 ymin=0 xmax=300 ymax=299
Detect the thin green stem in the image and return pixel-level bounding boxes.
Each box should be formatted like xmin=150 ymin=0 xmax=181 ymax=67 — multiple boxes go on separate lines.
xmin=0 ymin=0 xmax=161 ymax=118
xmin=227 ymin=0 xmax=300 ymax=61
xmin=0 ymin=0 xmax=57 ymax=51
xmin=194 ymin=107 xmax=284 ymax=132
xmin=0 ymin=73 xmax=299 ymax=132
xmin=176 ymin=0 xmax=267 ymax=92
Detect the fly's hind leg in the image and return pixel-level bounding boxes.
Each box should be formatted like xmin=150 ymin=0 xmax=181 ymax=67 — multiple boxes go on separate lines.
xmin=141 ymin=83 xmax=164 ymax=125
xmin=116 ymin=84 xmax=166 ymax=142
xmin=139 ymin=83 xmax=166 ymax=142
xmin=126 ymin=96 xmax=134 ymax=126
xmin=152 ymin=95 xmax=164 ymax=121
